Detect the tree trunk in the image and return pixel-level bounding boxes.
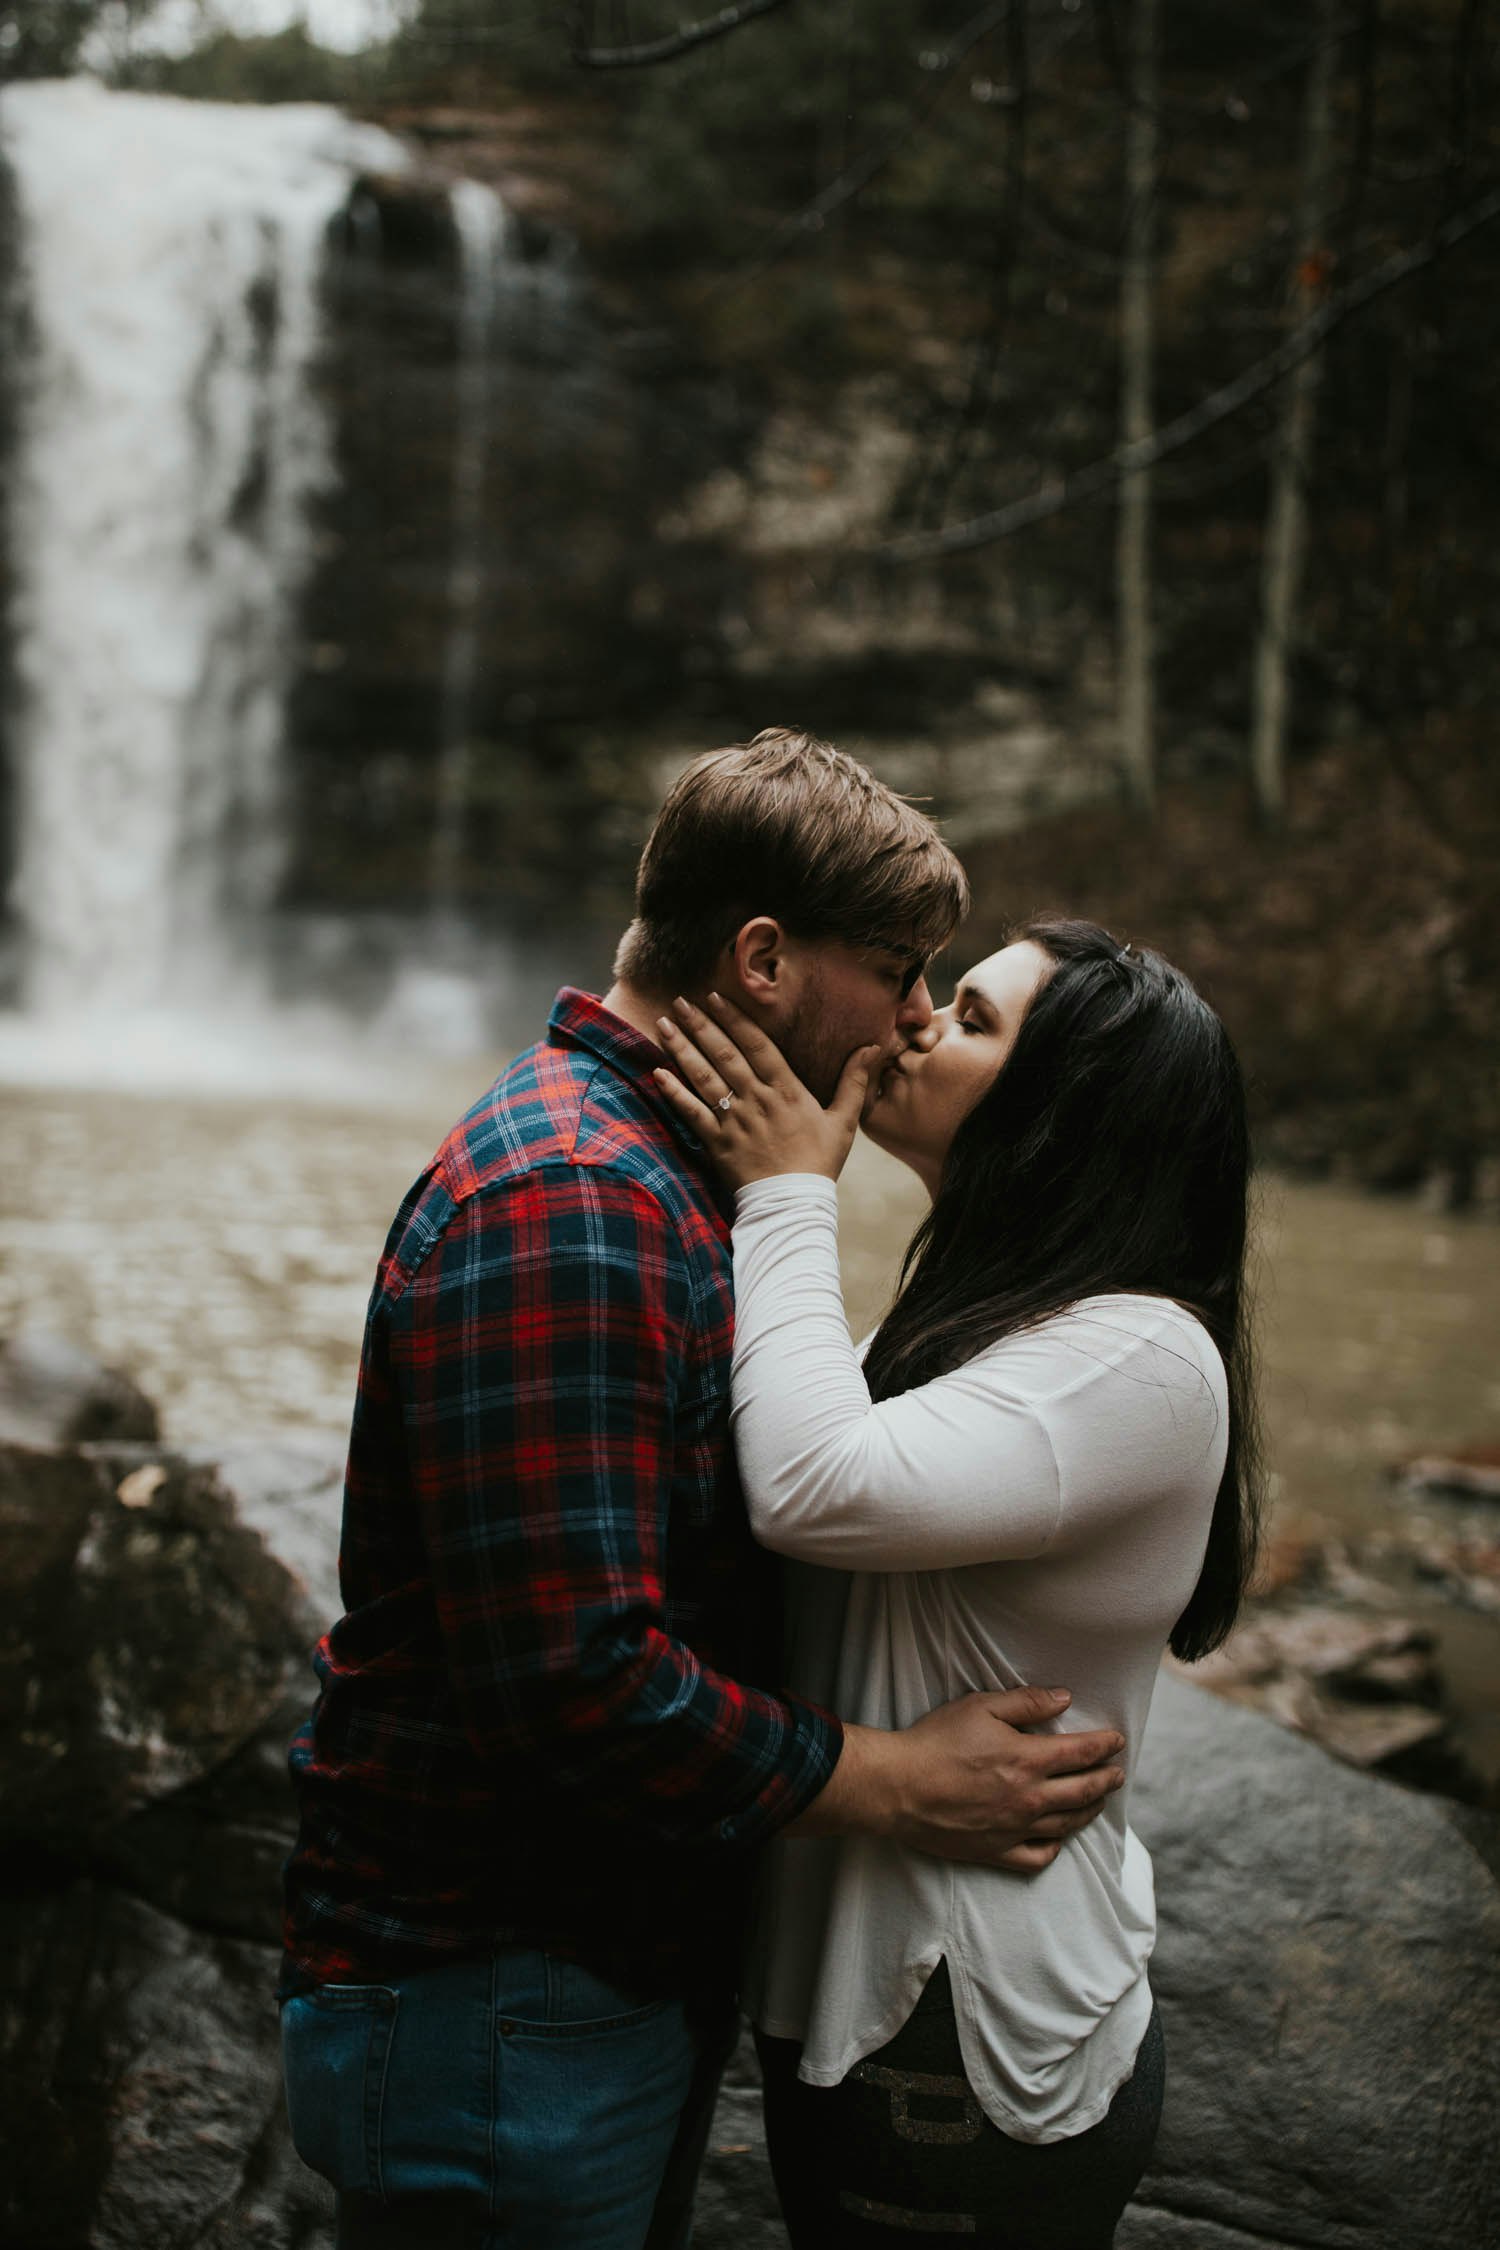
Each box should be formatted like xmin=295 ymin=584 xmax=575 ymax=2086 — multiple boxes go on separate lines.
xmin=1249 ymin=0 xmax=1341 ymax=827
xmin=1116 ymin=0 xmax=1159 ymax=812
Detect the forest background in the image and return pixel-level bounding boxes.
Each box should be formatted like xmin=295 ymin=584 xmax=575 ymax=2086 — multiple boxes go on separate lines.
xmin=4 ymin=0 xmax=1498 ymax=1203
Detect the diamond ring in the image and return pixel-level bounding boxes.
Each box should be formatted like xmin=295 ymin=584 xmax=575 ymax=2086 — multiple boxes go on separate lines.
xmin=716 ymin=1093 xmax=735 ymax=1114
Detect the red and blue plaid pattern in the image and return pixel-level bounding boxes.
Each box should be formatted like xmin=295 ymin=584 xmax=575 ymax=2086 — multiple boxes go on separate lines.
xmin=280 ymin=989 xmax=840 ymax=1997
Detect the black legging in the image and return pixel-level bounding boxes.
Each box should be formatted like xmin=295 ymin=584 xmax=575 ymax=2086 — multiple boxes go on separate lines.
xmin=755 ymin=1962 xmax=1164 ymax=2250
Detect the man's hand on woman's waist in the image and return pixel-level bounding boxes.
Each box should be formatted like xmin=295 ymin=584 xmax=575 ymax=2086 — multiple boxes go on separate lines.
xmin=785 ymin=1685 xmax=1125 ymax=1873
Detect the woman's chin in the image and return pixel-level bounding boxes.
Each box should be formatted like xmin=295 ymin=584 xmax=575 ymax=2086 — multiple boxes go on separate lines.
xmin=860 ymin=1088 xmax=893 ymax=1138
xmin=859 ymin=1104 xmax=903 ymax=1159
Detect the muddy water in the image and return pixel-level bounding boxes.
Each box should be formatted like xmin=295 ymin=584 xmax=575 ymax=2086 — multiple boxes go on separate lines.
xmin=3 ymin=1074 xmax=1497 ymax=1770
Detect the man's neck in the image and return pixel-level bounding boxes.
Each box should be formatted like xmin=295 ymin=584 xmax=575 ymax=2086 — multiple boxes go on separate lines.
xmin=599 ymin=978 xmax=680 ymax=1049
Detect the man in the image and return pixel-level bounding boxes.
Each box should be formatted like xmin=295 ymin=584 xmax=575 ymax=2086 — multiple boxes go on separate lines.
xmin=280 ymin=729 xmax=1125 ymax=2250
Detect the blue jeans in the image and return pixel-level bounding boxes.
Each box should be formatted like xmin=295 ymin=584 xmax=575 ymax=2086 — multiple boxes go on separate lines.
xmin=280 ymin=1948 xmax=736 ymax=2250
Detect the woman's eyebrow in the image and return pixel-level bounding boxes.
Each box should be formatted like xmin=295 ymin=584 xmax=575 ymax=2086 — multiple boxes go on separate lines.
xmin=955 ymin=981 xmax=994 ymax=1016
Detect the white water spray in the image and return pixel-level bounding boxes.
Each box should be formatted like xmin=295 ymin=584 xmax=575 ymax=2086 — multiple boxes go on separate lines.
xmin=0 ymin=78 xmax=407 ymax=1035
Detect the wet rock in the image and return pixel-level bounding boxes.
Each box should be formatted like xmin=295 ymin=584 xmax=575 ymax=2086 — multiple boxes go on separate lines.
xmin=694 ymin=2030 xmax=791 ymax=2250
xmin=1392 ymin=1441 xmax=1500 ymax=1502
xmin=0 ymin=1329 xmax=158 ymax=1448
xmin=1246 ymin=1529 xmax=1319 ymax=1597
xmin=1120 ymin=1673 xmax=1500 ymax=2249
xmin=182 ymin=1436 xmax=345 ymax=1639
xmin=1165 ymin=1600 xmax=1468 ymax=1789
xmin=0 ymin=1878 xmax=332 ymax=2250
xmin=1203 ymin=1605 xmax=1438 ymax=1690
xmin=90 ymin=1438 xmax=343 ymax=1945
xmin=96 ymin=1680 xmax=313 ymax=1947
xmin=0 ymin=1442 xmax=301 ymax=1851
xmin=0 ymin=1427 xmax=349 ymax=2244
xmin=1253 ymin=1671 xmax=1450 ymax=1767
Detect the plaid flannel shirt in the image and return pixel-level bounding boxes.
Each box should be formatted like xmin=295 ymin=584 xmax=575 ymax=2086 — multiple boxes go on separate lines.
xmin=280 ymin=989 xmax=842 ymax=1999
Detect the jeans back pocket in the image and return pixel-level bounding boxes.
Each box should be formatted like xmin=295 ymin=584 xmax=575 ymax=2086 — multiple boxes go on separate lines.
xmin=281 ymin=1984 xmax=399 ymax=2196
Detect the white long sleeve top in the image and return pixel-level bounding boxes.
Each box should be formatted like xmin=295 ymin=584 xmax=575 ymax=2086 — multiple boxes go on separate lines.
xmin=732 ymin=1175 xmax=1228 ymax=2143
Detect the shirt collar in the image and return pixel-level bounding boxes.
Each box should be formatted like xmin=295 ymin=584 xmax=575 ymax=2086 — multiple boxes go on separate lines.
xmin=547 ymin=987 xmax=712 ymax=1171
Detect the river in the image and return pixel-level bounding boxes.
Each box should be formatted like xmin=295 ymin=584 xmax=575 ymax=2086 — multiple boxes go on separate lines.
xmin=2 ymin=1066 xmax=1496 ymax=1783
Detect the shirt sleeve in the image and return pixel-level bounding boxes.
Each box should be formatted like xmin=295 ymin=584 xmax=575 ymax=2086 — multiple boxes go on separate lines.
xmin=384 ymin=1162 xmax=840 ymax=1851
xmin=731 ymin=1175 xmax=1067 ymax=1570
xmin=731 ymin=1178 xmax=1227 ymax=1575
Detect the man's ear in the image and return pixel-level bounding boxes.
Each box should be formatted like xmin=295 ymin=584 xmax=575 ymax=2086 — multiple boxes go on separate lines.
xmin=723 ymin=917 xmax=795 ymax=1015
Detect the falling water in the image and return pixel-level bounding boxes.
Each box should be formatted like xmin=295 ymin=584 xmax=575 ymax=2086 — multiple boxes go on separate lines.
xmin=372 ymin=176 xmax=509 ymax=1061
xmin=0 ymin=79 xmax=407 ymax=1041
xmin=429 ymin=178 xmax=507 ymax=928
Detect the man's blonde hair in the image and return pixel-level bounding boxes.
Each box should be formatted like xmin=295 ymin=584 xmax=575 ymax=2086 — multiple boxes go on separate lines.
xmin=613 ymin=727 xmax=969 ymax=994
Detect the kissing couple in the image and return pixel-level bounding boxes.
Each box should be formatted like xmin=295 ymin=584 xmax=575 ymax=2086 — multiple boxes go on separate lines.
xmin=280 ymin=728 xmax=1258 ymax=2250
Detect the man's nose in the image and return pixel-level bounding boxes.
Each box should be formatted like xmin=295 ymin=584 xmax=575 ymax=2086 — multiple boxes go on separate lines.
xmin=897 ymin=975 xmax=936 ymax=1041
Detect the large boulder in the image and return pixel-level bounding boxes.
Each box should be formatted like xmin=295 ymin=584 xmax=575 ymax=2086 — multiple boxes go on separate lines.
xmin=0 ymin=1331 xmax=158 ymax=1448
xmin=186 ymin=1437 xmax=344 ymax=1635
xmin=79 ymin=1437 xmax=343 ymax=1946
xmin=0 ymin=1879 xmax=332 ymax=2250
xmin=0 ymin=1430 xmax=346 ymax=2250
xmin=0 ymin=1443 xmax=307 ymax=1851
xmin=95 ymin=1680 xmax=319 ymax=1948
xmin=1119 ymin=1672 xmax=1500 ymax=2248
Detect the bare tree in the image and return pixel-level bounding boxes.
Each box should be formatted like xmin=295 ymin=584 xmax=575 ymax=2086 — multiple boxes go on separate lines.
xmin=1248 ymin=0 xmax=1342 ymax=828
xmin=1116 ymin=0 xmax=1159 ymax=812
xmin=875 ymin=181 xmax=1500 ymax=560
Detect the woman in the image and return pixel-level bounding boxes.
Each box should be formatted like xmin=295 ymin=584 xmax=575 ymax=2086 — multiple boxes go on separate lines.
xmin=652 ymin=918 xmax=1260 ymax=2250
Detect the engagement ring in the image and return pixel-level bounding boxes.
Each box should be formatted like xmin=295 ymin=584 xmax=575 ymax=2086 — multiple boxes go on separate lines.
xmin=716 ymin=1093 xmax=735 ymax=1113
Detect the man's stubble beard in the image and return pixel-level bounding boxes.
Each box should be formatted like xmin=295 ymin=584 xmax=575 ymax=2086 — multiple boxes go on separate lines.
xmin=776 ymin=961 xmax=871 ymax=1109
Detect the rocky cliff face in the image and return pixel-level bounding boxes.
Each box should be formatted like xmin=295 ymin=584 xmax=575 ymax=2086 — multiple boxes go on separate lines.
xmin=272 ymin=139 xmax=1120 ymax=970
xmin=281 ymin=166 xmax=742 ymax=930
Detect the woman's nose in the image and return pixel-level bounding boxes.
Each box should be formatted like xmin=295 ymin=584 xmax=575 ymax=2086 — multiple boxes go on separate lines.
xmin=905 ymin=1000 xmax=944 ymax=1053
xmin=897 ymin=976 xmax=936 ymax=1038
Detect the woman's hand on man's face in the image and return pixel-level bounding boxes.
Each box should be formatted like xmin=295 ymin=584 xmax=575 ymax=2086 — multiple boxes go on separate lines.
xmin=653 ymin=992 xmax=881 ymax=1190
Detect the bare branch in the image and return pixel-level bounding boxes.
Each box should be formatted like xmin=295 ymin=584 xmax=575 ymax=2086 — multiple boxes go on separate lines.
xmin=876 ymin=183 xmax=1500 ymax=563
xmin=572 ymin=0 xmax=792 ymax=70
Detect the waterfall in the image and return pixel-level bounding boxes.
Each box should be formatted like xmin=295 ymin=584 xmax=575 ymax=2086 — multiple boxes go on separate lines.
xmin=429 ymin=178 xmax=507 ymax=932
xmin=370 ymin=175 xmax=510 ymax=1061
xmin=0 ymin=78 xmax=407 ymax=1033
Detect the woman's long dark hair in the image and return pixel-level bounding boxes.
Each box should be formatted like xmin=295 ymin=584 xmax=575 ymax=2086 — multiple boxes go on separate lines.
xmin=862 ymin=917 xmax=1262 ymax=1661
